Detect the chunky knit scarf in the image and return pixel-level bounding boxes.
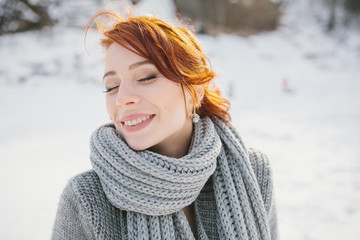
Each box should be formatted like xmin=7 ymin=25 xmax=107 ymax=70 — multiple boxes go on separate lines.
xmin=90 ymin=117 xmax=271 ymax=240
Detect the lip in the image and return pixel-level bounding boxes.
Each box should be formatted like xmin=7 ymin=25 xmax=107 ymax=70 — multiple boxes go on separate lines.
xmin=120 ymin=113 xmax=155 ymax=133
xmin=120 ymin=113 xmax=154 ymax=122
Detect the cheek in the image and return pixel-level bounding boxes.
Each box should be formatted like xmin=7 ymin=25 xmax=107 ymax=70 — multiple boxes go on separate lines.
xmin=105 ymin=95 xmax=116 ymax=119
xmin=161 ymin=94 xmax=187 ymax=121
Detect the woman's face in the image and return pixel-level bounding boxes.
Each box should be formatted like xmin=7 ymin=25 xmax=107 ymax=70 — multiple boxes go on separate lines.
xmin=103 ymin=43 xmax=194 ymax=156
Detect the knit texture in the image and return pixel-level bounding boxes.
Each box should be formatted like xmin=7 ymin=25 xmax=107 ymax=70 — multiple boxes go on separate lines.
xmin=52 ymin=117 xmax=278 ymax=239
xmin=90 ymin=117 xmax=221 ymax=216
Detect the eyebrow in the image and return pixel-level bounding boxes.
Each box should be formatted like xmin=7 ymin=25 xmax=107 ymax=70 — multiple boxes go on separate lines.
xmin=103 ymin=71 xmax=116 ymax=80
xmin=102 ymin=60 xmax=152 ymax=80
xmin=128 ymin=60 xmax=152 ymax=70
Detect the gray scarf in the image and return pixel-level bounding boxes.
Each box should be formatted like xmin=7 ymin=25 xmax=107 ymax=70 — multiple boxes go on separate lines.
xmin=90 ymin=117 xmax=270 ymax=239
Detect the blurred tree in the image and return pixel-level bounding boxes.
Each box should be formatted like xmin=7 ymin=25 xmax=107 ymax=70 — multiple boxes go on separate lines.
xmin=344 ymin=0 xmax=360 ymax=14
xmin=173 ymin=0 xmax=282 ymax=35
xmin=131 ymin=0 xmax=141 ymax=5
xmin=323 ymin=0 xmax=360 ymax=31
xmin=327 ymin=0 xmax=337 ymax=31
xmin=0 ymin=0 xmax=56 ymax=35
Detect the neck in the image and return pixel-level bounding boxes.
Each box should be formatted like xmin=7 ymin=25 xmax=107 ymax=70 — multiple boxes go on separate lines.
xmin=149 ymin=120 xmax=193 ymax=158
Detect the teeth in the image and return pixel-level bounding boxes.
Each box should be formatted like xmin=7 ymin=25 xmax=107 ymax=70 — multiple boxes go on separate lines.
xmin=124 ymin=115 xmax=151 ymax=126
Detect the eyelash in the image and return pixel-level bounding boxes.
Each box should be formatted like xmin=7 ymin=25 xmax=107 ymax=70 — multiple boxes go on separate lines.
xmin=137 ymin=74 xmax=157 ymax=82
xmin=103 ymin=85 xmax=119 ymax=93
xmin=103 ymin=74 xmax=157 ymax=93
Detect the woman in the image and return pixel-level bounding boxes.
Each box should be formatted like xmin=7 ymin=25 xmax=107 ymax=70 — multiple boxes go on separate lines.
xmin=52 ymin=10 xmax=278 ymax=240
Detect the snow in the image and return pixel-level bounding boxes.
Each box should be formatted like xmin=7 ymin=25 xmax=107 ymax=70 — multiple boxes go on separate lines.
xmin=1 ymin=0 xmax=359 ymax=239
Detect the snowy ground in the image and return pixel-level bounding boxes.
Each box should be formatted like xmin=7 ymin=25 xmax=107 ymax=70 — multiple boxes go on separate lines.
xmin=1 ymin=0 xmax=360 ymax=239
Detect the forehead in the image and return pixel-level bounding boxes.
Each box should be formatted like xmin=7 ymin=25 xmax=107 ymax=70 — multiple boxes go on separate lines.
xmin=105 ymin=43 xmax=146 ymax=70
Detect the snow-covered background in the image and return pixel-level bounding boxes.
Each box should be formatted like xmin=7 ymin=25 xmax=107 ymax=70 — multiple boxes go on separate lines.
xmin=1 ymin=0 xmax=359 ymax=239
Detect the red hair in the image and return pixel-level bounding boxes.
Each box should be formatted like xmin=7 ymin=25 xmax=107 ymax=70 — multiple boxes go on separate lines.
xmin=86 ymin=10 xmax=231 ymax=122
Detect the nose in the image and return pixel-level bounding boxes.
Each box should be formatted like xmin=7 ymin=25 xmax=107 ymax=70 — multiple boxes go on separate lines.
xmin=115 ymin=83 xmax=139 ymax=107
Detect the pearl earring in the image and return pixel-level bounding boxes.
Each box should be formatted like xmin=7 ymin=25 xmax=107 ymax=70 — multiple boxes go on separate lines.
xmin=190 ymin=107 xmax=200 ymax=123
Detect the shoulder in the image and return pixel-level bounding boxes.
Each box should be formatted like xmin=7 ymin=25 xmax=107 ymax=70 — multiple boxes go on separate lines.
xmin=60 ymin=170 xmax=123 ymax=238
xmin=247 ymin=148 xmax=272 ymax=183
xmin=66 ymin=170 xmax=103 ymax=197
xmin=64 ymin=170 xmax=112 ymax=213
xmin=247 ymin=148 xmax=274 ymax=213
xmin=61 ymin=170 xmax=106 ymax=217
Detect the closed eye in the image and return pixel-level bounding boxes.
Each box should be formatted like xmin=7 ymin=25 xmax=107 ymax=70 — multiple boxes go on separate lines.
xmin=103 ymin=74 xmax=156 ymax=93
xmin=137 ymin=74 xmax=157 ymax=82
xmin=102 ymin=85 xmax=119 ymax=93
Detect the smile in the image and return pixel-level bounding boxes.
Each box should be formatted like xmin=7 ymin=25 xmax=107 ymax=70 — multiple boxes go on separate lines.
xmin=121 ymin=114 xmax=155 ymax=133
xmin=124 ymin=115 xmax=151 ymax=126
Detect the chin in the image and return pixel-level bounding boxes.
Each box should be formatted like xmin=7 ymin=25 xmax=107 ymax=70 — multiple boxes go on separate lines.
xmin=129 ymin=145 xmax=148 ymax=151
xmin=126 ymin=139 xmax=151 ymax=151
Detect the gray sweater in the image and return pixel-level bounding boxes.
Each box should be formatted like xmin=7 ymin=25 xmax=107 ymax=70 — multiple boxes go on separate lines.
xmin=51 ymin=150 xmax=278 ymax=239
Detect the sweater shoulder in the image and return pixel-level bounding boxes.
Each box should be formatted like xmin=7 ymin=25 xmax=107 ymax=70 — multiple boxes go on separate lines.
xmin=67 ymin=170 xmax=121 ymax=217
xmin=247 ymin=148 xmax=272 ymax=178
xmin=65 ymin=170 xmax=124 ymax=239
xmin=247 ymin=148 xmax=273 ymax=213
xmin=68 ymin=170 xmax=103 ymax=197
xmin=65 ymin=170 xmax=106 ymax=207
